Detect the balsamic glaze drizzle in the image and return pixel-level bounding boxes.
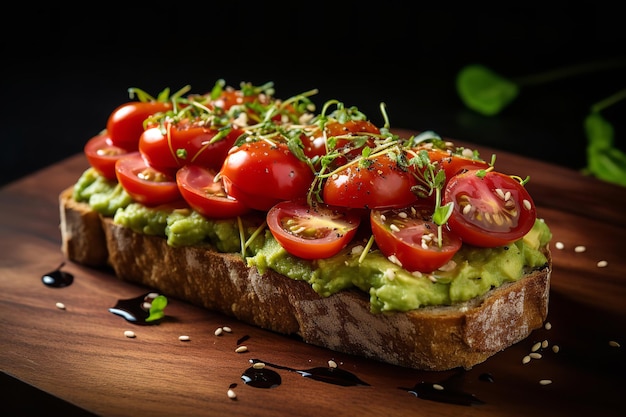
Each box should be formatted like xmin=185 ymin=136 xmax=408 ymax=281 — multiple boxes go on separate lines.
xmin=41 ymin=262 xmax=74 ymax=288
xmin=108 ymin=293 xmax=161 ymax=325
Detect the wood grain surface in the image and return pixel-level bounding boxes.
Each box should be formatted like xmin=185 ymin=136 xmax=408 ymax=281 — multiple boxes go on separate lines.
xmin=1 ymin=130 xmax=625 ymax=417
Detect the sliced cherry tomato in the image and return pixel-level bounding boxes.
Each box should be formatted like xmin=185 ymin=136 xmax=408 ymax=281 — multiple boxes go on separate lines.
xmin=322 ymin=153 xmax=418 ymax=210
xmin=370 ymin=206 xmax=462 ymax=273
xmin=115 ymin=153 xmax=182 ymax=206
xmin=426 ymin=148 xmax=490 ymax=181
xmin=443 ymin=170 xmax=537 ymax=247
xmin=176 ymin=165 xmax=250 ymax=218
xmin=84 ymin=132 xmax=131 ymax=181
xmin=106 ymin=101 xmax=172 ymax=151
xmin=267 ymin=199 xmax=361 ymax=259
xmin=219 ymin=141 xmax=315 ymax=211
xmin=168 ymin=121 xmax=242 ymax=169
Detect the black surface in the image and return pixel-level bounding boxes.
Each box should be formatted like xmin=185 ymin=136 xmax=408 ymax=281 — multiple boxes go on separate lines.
xmin=2 ymin=6 xmax=624 ymax=187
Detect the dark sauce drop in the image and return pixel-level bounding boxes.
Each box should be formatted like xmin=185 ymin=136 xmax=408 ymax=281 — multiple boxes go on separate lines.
xmin=241 ymin=366 xmax=282 ymax=388
xmin=109 ymin=292 xmax=161 ymax=325
xmin=42 ymin=262 xmax=74 ymax=288
xmin=243 ymin=359 xmax=369 ymax=388
xmin=399 ymin=370 xmax=484 ymax=406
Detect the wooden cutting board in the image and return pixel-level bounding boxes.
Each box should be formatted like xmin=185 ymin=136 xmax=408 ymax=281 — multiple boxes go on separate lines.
xmin=1 ymin=130 xmax=625 ymax=417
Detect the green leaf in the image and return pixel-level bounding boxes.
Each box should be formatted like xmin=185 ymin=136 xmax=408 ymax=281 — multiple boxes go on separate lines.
xmin=456 ymin=65 xmax=520 ymax=116
xmin=146 ymin=295 xmax=168 ymax=322
xmin=584 ymin=112 xmax=614 ymax=149
xmin=586 ymin=146 xmax=626 ymax=187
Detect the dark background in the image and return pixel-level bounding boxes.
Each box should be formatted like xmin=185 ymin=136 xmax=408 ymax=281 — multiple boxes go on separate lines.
xmin=2 ymin=5 xmax=624 ymax=187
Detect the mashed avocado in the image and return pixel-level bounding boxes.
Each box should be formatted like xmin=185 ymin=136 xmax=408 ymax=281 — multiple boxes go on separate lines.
xmin=73 ymin=168 xmax=552 ymax=313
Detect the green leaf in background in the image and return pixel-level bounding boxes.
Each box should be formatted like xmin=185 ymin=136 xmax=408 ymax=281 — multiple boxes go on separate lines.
xmin=584 ymin=112 xmax=626 ymax=187
xmin=456 ymin=64 xmax=520 ymax=116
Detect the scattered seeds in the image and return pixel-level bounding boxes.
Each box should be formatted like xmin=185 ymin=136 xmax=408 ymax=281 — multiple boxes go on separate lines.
xmin=214 ymin=327 xmax=223 ymax=336
xmin=179 ymin=335 xmax=190 ymax=342
xmin=609 ymin=340 xmax=621 ymax=348
xmin=554 ymin=241 xmax=564 ymax=250
xmin=541 ymin=340 xmax=549 ymax=349
xmin=597 ymin=260 xmax=608 ymax=268
xmin=235 ymin=345 xmax=248 ymax=353
xmin=55 ymin=302 xmax=66 ymax=310
xmin=252 ymin=362 xmax=265 ymax=369
xmin=539 ymin=379 xmax=553 ymax=386
xmin=544 ymin=322 xmax=552 ymax=330
xmin=328 ymin=360 xmax=337 ymax=368
xmin=433 ymin=384 xmax=444 ymax=391
xmin=574 ymin=245 xmax=586 ymax=253
xmin=529 ymin=352 xmax=542 ymax=360
xmin=227 ymin=389 xmax=237 ymax=399
xmin=552 ymin=345 xmax=560 ymax=353
xmin=222 ymin=326 xmax=232 ymax=333
xmin=531 ymin=342 xmax=542 ymax=352
xmin=124 ymin=330 xmax=136 ymax=338
xmin=522 ymin=355 xmax=531 ymax=364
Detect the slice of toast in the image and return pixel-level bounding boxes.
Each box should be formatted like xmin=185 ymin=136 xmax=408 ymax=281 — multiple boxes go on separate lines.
xmin=59 ymin=186 xmax=551 ymax=371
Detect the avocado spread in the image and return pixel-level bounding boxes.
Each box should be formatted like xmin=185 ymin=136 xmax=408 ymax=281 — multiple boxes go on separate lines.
xmin=74 ymin=168 xmax=552 ymax=313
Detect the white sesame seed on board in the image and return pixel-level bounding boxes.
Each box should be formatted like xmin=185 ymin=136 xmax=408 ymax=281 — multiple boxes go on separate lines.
xmin=531 ymin=342 xmax=541 ymax=352
xmin=235 ymin=346 xmax=248 ymax=353
xmin=522 ymin=355 xmax=531 ymax=364
xmin=179 ymin=335 xmax=190 ymax=342
xmin=222 ymin=326 xmax=232 ymax=333
xmin=529 ymin=352 xmax=542 ymax=359
xmin=544 ymin=322 xmax=552 ymax=330
xmin=124 ymin=330 xmax=136 ymax=338
xmin=539 ymin=379 xmax=553 ymax=386
xmin=252 ymin=362 xmax=265 ymax=369
xmin=574 ymin=245 xmax=586 ymax=253
xmin=597 ymin=260 xmax=608 ymax=268
xmin=227 ymin=388 xmax=237 ymax=400
xmin=552 ymin=345 xmax=560 ymax=353
xmin=328 ymin=360 xmax=337 ymax=368
xmin=214 ymin=327 xmax=223 ymax=336
xmin=609 ymin=340 xmax=621 ymax=348
xmin=55 ymin=302 xmax=66 ymax=310
xmin=554 ymin=242 xmax=565 ymax=250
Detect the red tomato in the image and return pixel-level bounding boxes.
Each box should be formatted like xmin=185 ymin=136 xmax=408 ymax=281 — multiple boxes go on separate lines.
xmin=219 ymin=141 xmax=315 ymax=211
xmin=316 ymin=120 xmax=379 ymax=167
xmin=443 ymin=170 xmax=537 ymax=247
xmin=138 ymin=126 xmax=179 ymax=170
xmin=169 ymin=121 xmax=242 ymax=169
xmin=370 ymin=206 xmax=462 ymax=273
xmin=425 ymin=148 xmax=490 ymax=182
xmin=322 ymin=153 xmax=418 ymax=209
xmin=84 ymin=132 xmax=131 ymax=181
xmin=115 ymin=153 xmax=182 ymax=206
xmin=267 ymin=199 xmax=361 ymax=259
xmin=176 ymin=165 xmax=250 ymax=218
xmin=106 ymin=101 xmax=172 ymax=151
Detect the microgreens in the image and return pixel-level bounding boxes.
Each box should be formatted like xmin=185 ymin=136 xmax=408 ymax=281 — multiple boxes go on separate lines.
xmin=145 ymin=294 xmax=168 ymax=322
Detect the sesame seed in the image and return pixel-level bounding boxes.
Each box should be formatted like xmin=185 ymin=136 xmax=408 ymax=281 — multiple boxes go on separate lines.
xmin=433 ymin=384 xmax=444 ymax=391
xmin=544 ymin=322 xmax=552 ymax=330
xmin=235 ymin=345 xmax=248 ymax=353
xmin=552 ymin=345 xmax=560 ymax=353
xmin=539 ymin=379 xmax=553 ymax=386
xmin=252 ymin=362 xmax=265 ymax=369
xmin=398 ymin=211 xmax=408 ymax=218
xmin=597 ymin=260 xmax=608 ymax=268
xmin=55 ymin=302 xmax=66 ymax=310
xmin=179 ymin=335 xmax=190 ymax=342
xmin=124 ymin=330 xmax=136 ymax=338
xmin=390 ymin=224 xmax=400 ymax=232
xmin=574 ymin=245 xmax=586 ymax=253
xmin=555 ymin=242 xmax=564 ymax=250
xmin=227 ymin=389 xmax=237 ymax=399
xmin=541 ymin=340 xmax=549 ymax=349
xmin=328 ymin=360 xmax=337 ymax=368
xmin=522 ymin=355 xmax=531 ymax=364
xmin=529 ymin=352 xmax=542 ymax=359
xmin=531 ymin=342 xmax=542 ymax=352
xmin=609 ymin=340 xmax=621 ymax=348
xmin=214 ymin=327 xmax=223 ymax=336
xmin=222 ymin=326 xmax=232 ymax=333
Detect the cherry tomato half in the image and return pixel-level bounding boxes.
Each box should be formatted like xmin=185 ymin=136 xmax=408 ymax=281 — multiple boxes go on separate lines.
xmin=106 ymin=101 xmax=172 ymax=151
xmin=426 ymin=148 xmax=490 ymax=183
xmin=220 ymin=141 xmax=315 ymax=211
xmin=267 ymin=199 xmax=361 ymax=259
xmin=370 ymin=206 xmax=462 ymax=273
xmin=322 ymin=153 xmax=418 ymax=210
xmin=84 ymin=132 xmax=131 ymax=181
xmin=176 ymin=165 xmax=250 ymax=219
xmin=443 ymin=170 xmax=537 ymax=247
xmin=115 ymin=153 xmax=182 ymax=206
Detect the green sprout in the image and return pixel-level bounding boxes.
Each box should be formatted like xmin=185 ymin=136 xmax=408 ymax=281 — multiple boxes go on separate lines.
xmin=146 ymin=294 xmax=168 ymax=322
xmin=456 ymin=60 xmax=626 ymax=187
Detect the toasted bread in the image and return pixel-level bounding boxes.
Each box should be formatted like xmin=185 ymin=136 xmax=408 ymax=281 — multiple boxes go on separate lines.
xmin=59 ymin=186 xmax=551 ymax=371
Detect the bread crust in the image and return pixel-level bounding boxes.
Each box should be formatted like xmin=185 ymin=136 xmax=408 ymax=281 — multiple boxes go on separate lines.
xmin=59 ymin=186 xmax=551 ymax=371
